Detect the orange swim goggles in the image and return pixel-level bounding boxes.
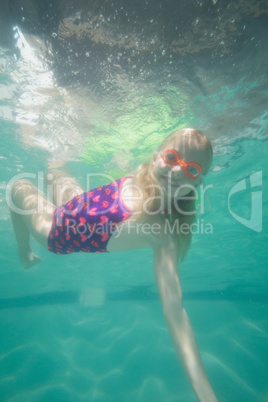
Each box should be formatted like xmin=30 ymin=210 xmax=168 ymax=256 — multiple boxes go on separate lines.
xmin=161 ymin=149 xmax=202 ymax=178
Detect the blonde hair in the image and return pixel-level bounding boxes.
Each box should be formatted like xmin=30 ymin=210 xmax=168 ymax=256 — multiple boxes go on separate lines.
xmin=132 ymin=128 xmax=213 ymax=261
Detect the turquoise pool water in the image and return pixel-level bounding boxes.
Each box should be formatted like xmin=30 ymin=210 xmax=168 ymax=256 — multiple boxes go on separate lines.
xmin=1 ymin=2 xmax=268 ymax=401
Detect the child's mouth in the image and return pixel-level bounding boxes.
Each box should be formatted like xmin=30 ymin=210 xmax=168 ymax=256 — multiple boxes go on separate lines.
xmin=162 ymin=176 xmax=180 ymax=188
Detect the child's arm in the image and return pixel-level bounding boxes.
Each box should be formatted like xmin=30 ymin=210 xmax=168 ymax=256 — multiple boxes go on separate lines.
xmin=153 ymin=246 xmax=218 ymax=402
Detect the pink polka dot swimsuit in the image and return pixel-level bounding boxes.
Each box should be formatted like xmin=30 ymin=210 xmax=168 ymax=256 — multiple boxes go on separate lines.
xmin=48 ymin=177 xmax=132 ymax=254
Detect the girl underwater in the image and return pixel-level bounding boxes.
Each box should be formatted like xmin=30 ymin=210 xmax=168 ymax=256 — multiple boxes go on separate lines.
xmin=9 ymin=128 xmax=217 ymax=402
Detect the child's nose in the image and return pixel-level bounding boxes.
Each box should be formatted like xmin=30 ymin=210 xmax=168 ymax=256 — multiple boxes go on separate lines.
xmin=171 ymin=164 xmax=183 ymax=175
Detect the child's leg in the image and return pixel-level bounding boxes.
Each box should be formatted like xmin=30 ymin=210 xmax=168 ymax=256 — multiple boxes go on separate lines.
xmin=46 ymin=169 xmax=84 ymax=207
xmin=9 ymin=179 xmax=55 ymax=269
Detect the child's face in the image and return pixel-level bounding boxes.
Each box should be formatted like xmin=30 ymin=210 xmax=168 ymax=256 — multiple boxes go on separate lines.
xmin=152 ymin=140 xmax=209 ymax=197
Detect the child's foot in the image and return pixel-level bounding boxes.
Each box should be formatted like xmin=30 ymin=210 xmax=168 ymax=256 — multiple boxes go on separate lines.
xmin=19 ymin=251 xmax=41 ymax=270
